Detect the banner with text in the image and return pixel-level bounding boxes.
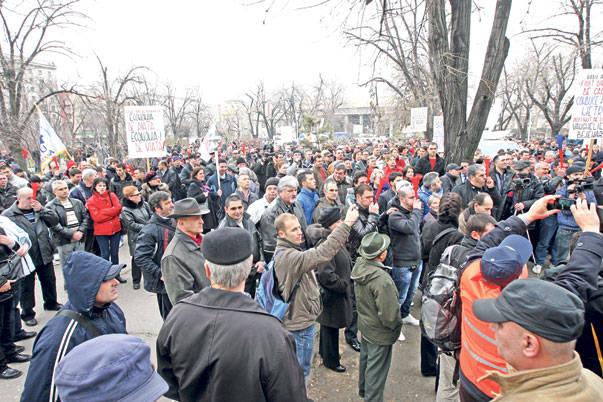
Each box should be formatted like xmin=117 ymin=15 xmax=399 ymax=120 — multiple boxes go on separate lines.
xmin=125 ymin=106 xmax=167 ymax=158
xmin=410 ymin=107 xmax=428 ymax=132
xmin=569 ymin=69 xmax=603 ymax=140
xmin=433 ymin=115 xmax=445 ymax=151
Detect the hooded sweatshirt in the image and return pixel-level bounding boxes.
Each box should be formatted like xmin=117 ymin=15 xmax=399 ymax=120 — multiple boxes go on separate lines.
xmin=21 ymin=252 xmax=127 ymax=402
xmin=351 ymin=257 xmax=402 ymax=345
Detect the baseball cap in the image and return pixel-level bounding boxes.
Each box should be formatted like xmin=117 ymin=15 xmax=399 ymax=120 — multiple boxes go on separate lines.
xmin=446 ymin=163 xmax=461 ymax=171
xmin=54 ymin=334 xmax=169 ymax=402
xmin=104 ymin=263 xmax=126 ymax=281
xmin=481 ymin=235 xmax=531 ymax=287
xmin=473 ymin=278 xmax=585 ymax=342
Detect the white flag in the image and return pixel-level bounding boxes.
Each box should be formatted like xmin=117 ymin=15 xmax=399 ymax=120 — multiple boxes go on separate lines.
xmin=198 ymin=125 xmax=218 ymax=162
xmin=39 ymin=108 xmax=67 ymax=168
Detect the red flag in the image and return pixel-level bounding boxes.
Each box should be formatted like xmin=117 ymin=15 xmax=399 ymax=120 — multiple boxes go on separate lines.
xmin=21 ymin=148 xmax=30 ymax=160
xmin=484 ymin=158 xmax=491 ymax=177
xmin=31 ymin=182 xmax=39 ymax=201
xmin=559 ymin=148 xmax=565 ymax=167
xmin=411 ymin=175 xmax=422 ymax=197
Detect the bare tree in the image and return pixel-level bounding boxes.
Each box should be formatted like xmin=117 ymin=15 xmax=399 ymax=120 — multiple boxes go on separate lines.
xmin=526 ymin=0 xmax=602 ymax=69
xmin=162 ymin=83 xmax=195 ymax=139
xmin=86 ymin=57 xmax=147 ymax=159
xmin=428 ymin=0 xmax=512 ymax=162
xmin=245 ymin=82 xmax=285 ymax=140
xmin=190 ymin=94 xmax=212 ymax=139
xmin=526 ymin=45 xmax=577 ymax=136
xmin=0 ymin=0 xmax=85 ymax=166
xmin=495 ymin=63 xmax=537 ymax=140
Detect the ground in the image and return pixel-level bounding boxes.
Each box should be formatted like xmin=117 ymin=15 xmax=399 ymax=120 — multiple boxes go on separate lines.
xmin=1 ymin=246 xmax=435 ymax=401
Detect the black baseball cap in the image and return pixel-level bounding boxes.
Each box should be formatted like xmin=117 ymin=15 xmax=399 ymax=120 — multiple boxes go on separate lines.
xmin=473 ymin=278 xmax=585 ymax=342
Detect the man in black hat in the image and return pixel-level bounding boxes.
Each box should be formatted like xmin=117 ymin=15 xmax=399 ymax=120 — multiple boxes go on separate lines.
xmin=473 ymin=279 xmax=603 ymax=400
xmin=157 ymin=227 xmax=308 ymax=402
xmin=161 ymin=198 xmax=210 ymax=305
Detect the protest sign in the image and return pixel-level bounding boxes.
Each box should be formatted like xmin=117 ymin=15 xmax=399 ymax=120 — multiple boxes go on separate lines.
xmin=125 ymin=106 xmax=167 ymax=158
xmin=410 ymin=107 xmax=428 ymax=132
xmin=569 ymin=69 xmax=603 ymax=140
xmin=433 ymin=115 xmax=445 ymax=150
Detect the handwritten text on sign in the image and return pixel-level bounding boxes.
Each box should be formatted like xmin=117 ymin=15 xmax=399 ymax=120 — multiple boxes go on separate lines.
xmin=569 ymin=69 xmax=603 ymax=140
xmin=125 ymin=106 xmax=167 ymax=158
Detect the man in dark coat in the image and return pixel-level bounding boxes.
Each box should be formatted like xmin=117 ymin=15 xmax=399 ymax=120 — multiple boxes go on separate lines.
xmin=452 ymin=164 xmax=502 ymax=209
xmin=415 ymin=142 xmax=446 ymax=177
xmin=134 ymin=191 xmax=176 ymax=320
xmin=109 ymin=163 xmax=134 ymax=201
xmin=21 ymin=252 xmax=127 ymax=402
xmin=306 ymin=208 xmax=353 ymax=373
xmin=158 ymin=160 xmax=185 ymax=201
xmin=0 ymin=171 xmax=17 ymax=213
xmin=156 ymin=227 xmax=308 ymax=402
xmin=218 ymin=194 xmax=264 ymax=297
xmin=3 ymin=187 xmax=61 ymax=326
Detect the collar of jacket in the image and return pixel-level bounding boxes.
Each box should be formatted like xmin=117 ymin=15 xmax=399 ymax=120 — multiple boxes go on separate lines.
xmin=276 ymin=197 xmax=296 ymax=213
xmin=482 ymin=352 xmax=585 ymax=397
xmin=276 ymin=237 xmax=303 ymax=251
xmin=183 ymin=286 xmax=279 ymax=319
xmin=300 ymin=187 xmax=317 ymax=197
xmin=223 ymin=214 xmax=251 ymax=228
xmin=460 ymin=235 xmax=478 ymax=249
xmin=174 ymin=228 xmax=202 ymax=251
xmin=150 ymin=214 xmax=176 ymax=228
xmin=389 ymin=197 xmax=411 ymax=214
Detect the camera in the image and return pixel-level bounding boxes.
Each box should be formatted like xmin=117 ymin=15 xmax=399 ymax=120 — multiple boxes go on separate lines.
xmin=567 ymin=177 xmax=594 ymax=194
xmin=548 ymin=197 xmax=576 ymax=211
xmin=512 ymin=177 xmax=531 ymax=188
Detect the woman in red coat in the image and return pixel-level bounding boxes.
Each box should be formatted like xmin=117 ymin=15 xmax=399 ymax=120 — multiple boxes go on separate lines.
xmin=86 ymin=178 xmax=123 ymax=269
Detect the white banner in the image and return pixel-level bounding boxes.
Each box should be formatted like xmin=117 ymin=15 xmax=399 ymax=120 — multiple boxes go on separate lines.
xmin=39 ymin=108 xmax=67 ymax=168
xmin=410 ymin=107 xmax=428 ymax=132
xmin=198 ymin=125 xmax=219 ymax=162
xmin=569 ymin=69 xmax=603 ymax=140
xmin=124 ymin=106 xmax=167 ymax=158
xmin=433 ymin=115 xmax=445 ymax=150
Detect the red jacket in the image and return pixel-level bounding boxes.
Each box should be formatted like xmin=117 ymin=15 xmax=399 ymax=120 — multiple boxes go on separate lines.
xmin=86 ymin=191 xmax=122 ymax=236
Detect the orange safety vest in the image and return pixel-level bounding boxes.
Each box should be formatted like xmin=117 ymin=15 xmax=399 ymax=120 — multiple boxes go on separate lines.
xmin=459 ymin=259 xmax=528 ymax=398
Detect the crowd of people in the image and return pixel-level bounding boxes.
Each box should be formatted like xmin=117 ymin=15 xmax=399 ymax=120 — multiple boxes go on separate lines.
xmin=0 ymin=136 xmax=602 ymax=401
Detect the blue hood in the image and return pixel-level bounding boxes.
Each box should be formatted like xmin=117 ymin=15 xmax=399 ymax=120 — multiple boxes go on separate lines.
xmin=63 ymin=251 xmax=113 ymax=313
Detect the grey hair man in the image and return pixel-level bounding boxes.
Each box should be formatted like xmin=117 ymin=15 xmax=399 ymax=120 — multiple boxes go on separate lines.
xmin=452 ymin=164 xmax=502 ymax=209
xmin=157 ymin=227 xmax=308 ymax=402
xmin=46 ymin=180 xmax=88 ymax=268
xmin=258 ymin=175 xmax=306 ymax=262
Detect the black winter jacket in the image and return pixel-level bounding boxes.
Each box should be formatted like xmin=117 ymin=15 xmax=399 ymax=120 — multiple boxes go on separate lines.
xmin=109 ymin=173 xmax=134 ymax=200
xmin=387 ymin=197 xmax=422 ymax=267
xmin=134 ymin=214 xmax=176 ymax=293
xmin=307 ymin=225 xmax=353 ymax=329
xmin=499 ymin=174 xmax=544 ymax=221
xmin=346 ymin=203 xmax=379 ymax=262
xmin=415 ymin=154 xmax=446 ymax=177
xmin=451 ymin=180 xmax=502 ymax=210
xmin=0 ymin=183 xmax=17 ymax=213
xmin=45 ymin=197 xmax=89 ymax=246
xmin=120 ymin=198 xmax=152 ymax=255
xmin=2 ymin=202 xmax=58 ymax=266
xmin=157 ymin=287 xmax=307 ymax=402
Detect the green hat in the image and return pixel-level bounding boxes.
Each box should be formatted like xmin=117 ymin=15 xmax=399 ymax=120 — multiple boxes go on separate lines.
xmin=358 ymin=232 xmax=390 ymax=260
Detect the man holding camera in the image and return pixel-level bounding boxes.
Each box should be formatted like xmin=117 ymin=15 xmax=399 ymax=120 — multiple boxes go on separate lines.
xmin=555 ymin=164 xmax=597 ymax=264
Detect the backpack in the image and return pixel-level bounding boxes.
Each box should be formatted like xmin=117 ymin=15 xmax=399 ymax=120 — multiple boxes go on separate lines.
xmin=255 ymin=252 xmax=302 ymax=321
xmin=420 ymin=243 xmax=464 ymax=352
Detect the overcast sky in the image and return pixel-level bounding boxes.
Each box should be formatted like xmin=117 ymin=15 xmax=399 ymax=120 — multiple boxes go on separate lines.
xmin=49 ymin=0 xmax=600 ymax=106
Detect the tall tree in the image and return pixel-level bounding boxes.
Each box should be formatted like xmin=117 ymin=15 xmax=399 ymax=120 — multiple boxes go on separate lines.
xmin=0 ymin=0 xmax=84 ymax=166
xmin=428 ymin=0 xmax=512 ymax=162
xmin=162 ymin=83 xmax=195 ymax=139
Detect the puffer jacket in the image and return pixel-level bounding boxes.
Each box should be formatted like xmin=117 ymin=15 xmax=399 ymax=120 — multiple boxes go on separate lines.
xmin=120 ymin=198 xmax=152 ymax=256
xmin=351 ymin=257 xmax=402 ymax=345
xmin=86 ymin=191 xmax=122 ymax=236
xmin=20 ymin=252 xmax=127 ymax=402
xmin=274 ymin=222 xmax=351 ymax=332
xmin=387 ymin=197 xmax=422 ymax=267
xmin=134 ymin=214 xmax=176 ymax=293
xmin=2 ymin=202 xmax=58 ymax=266
xmin=259 ymin=197 xmax=307 ymax=254
xmin=45 ymin=197 xmax=89 ymax=246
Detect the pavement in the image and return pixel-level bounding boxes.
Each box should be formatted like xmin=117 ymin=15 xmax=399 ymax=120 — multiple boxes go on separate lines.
xmin=2 ymin=245 xmax=436 ymax=401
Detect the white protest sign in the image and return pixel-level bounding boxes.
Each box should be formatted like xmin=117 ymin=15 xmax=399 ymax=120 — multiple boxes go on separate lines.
xmin=569 ymin=69 xmax=603 ymax=140
xmin=124 ymin=106 xmax=167 ymax=158
xmin=410 ymin=107 xmax=428 ymax=132
xmin=433 ymin=115 xmax=445 ymax=150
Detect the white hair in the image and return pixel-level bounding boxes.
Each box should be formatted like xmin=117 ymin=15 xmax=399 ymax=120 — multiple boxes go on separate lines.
xmin=206 ymin=255 xmax=253 ymax=289
xmin=82 ymin=168 xmax=97 ymax=181
xmin=395 ymin=180 xmax=412 ymax=193
xmin=277 ymin=175 xmax=298 ymax=192
xmin=51 ymin=180 xmax=69 ymax=191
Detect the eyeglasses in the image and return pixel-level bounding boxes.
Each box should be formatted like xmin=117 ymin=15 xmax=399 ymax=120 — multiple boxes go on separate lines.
xmin=130 ymin=193 xmax=141 ymax=197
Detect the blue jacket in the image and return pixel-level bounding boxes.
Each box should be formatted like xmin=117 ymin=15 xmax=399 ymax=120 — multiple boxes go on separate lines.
xmin=21 ymin=252 xmax=127 ymax=402
xmin=207 ymin=173 xmax=236 ymax=202
xmin=418 ymin=186 xmax=442 ymax=217
xmin=69 ymin=182 xmax=93 ymax=205
xmin=297 ymin=188 xmax=319 ymax=225
xmin=556 ymin=186 xmax=596 ymax=230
